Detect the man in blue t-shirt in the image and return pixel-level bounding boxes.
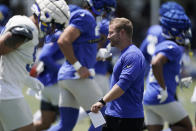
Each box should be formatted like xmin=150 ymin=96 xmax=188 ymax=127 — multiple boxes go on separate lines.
xmin=91 ymin=17 xmax=146 ymax=131
xmin=143 ymin=9 xmax=192 ymax=131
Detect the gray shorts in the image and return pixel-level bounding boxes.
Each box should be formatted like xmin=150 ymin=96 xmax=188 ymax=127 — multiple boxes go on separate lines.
xmin=0 ymin=98 xmax=33 ymax=130
xmin=94 ymin=74 xmax=109 ymax=96
xmin=41 ymin=84 xmax=60 ymax=106
xmin=144 ymin=101 xmax=188 ymax=125
xmin=58 ymin=79 xmax=103 ymax=111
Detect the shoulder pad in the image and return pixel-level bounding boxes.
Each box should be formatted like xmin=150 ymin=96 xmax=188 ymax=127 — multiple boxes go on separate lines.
xmin=10 ymin=25 xmax=33 ymax=40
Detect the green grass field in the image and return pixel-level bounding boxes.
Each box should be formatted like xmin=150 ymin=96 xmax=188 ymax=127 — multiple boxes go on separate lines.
xmin=24 ymin=80 xmax=196 ymax=131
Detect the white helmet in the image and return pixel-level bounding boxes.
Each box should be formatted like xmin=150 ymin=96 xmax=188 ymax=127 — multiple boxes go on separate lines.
xmin=31 ymin=0 xmax=70 ymax=36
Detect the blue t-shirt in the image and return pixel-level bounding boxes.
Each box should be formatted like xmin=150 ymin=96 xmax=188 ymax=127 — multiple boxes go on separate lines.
xmin=94 ymin=18 xmax=110 ymax=75
xmin=140 ymin=25 xmax=165 ymax=74
xmin=37 ymin=30 xmax=64 ymax=86
xmin=58 ymin=9 xmax=97 ymax=80
xmin=143 ymin=40 xmax=183 ymax=105
xmin=105 ymin=44 xmax=145 ymax=118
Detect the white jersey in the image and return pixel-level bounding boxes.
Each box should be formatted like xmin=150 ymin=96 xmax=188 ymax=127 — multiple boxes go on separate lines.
xmin=0 ymin=15 xmax=39 ymax=100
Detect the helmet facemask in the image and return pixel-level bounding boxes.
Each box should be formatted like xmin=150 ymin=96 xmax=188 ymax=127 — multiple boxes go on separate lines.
xmin=31 ymin=0 xmax=70 ymax=38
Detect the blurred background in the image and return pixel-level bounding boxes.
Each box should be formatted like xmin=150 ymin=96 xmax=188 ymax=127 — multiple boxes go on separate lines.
xmin=1 ymin=0 xmax=196 ymax=130
xmin=1 ymin=0 xmax=195 ymax=49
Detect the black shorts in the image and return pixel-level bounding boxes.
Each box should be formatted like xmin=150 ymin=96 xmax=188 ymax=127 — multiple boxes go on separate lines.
xmin=102 ymin=115 xmax=144 ymax=131
xmin=41 ymin=100 xmax=59 ymax=113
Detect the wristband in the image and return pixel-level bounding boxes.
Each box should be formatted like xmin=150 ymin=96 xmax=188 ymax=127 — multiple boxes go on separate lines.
xmin=73 ymin=61 xmax=82 ymax=71
xmin=98 ymin=98 xmax=106 ymax=106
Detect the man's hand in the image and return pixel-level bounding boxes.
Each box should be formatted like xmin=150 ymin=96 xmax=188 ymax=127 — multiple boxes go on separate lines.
xmin=181 ymin=76 xmax=192 ymax=88
xmin=77 ymin=67 xmax=91 ymax=78
xmin=157 ymin=87 xmax=168 ymax=103
xmin=91 ymin=102 xmax=104 ymax=113
xmin=96 ymin=48 xmax=112 ymax=61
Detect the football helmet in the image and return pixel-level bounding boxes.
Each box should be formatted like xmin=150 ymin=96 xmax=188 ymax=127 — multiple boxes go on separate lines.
xmin=159 ymin=1 xmax=184 ymax=16
xmin=103 ymin=0 xmax=116 ymax=19
xmin=160 ymin=9 xmax=191 ymax=46
xmin=85 ymin=0 xmax=105 ymax=16
xmin=31 ymin=0 xmax=70 ymax=37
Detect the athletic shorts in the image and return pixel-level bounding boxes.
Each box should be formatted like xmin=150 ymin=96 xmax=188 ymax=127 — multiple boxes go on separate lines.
xmin=144 ymin=101 xmax=188 ymax=125
xmin=58 ymin=79 xmax=103 ymax=111
xmin=41 ymin=84 xmax=60 ymax=107
xmin=94 ymin=74 xmax=109 ymax=96
xmin=0 ymin=98 xmax=33 ymax=130
xmin=102 ymin=115 xmax=144 ymax=131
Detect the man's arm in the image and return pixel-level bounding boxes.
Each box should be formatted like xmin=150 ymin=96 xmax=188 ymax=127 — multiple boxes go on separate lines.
xmin=151 ymin=53 xmax=168 ymax=89
xmin=0 ymin=26 xmax=33 ymax=55
xmin=57 ymin=25 xmax=91 ymax=78
xmin=91 ymin=84 xmax=124 ymax=113
xmin=0 ymin=32 xmax=26 ymax=55
xmin=58 ymin=26 xmax=79 ymax=64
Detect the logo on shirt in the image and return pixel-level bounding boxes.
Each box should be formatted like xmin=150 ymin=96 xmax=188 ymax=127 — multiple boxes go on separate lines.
xmin=168 ymin=45 xmax=173 ymax=49
xmin=126 ymin=65 xmax=132 ymax=68
xmin=80 ymin=13 xmax=85 ymax=17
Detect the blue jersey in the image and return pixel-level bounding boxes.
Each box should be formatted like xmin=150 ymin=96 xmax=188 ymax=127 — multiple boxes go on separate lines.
xmin=38 ymin=30 xmax=64 ymax=86
xmin=140 ymin=25 xmax=165 ymax=74
xmin=143 ymin=40 xmax=183 ymax=105
xmin=95 ymin=19 xmax=110 ymax=75
xmin=58 ymin=9 xmax=97 ymax=80
xmin=105 ymin=45 xmax=145 ymax=118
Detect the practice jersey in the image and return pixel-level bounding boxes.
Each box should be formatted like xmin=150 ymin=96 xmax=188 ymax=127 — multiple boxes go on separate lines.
xmin=38 ymin=30 xmax=64 ymax=86
xmin=140 ymin=25 xmax=165 ymax=74
xmin=94 ymin=18 xmax=110 ymax=75
xmin=143 ymin=40 xmax=183 ymax=105
xmin=105 ymin=45 xmax=145 ymax=118
xmin=0 ymin=15 xmax=39 ymax=100
xmin=58 ymin=9 xmax=97 ymax=80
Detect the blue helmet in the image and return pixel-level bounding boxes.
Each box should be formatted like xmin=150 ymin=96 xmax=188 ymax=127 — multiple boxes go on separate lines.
xmin=103 ymin=0 xmax=116 ymax=19
xmin=160 ymin=9 xmax=192 ymax=46
xmin=0 ymin=5 xmax=12 ymax=26
xmin=85 ymin=0 xmax=105 ymax=16
xmin=159 ymin=1 xmax=184 ymax=16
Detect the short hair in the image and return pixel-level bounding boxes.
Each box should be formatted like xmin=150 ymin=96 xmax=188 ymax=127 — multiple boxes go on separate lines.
xmin=110 ymin=17 xmax=133 ymax=38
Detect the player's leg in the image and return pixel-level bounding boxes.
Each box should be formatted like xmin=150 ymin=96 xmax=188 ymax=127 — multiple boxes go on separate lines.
xmin=144 ymin=105 xmax=164 ymax=131
xmin=170 ymin=116 xmax=192 ymax=131
xmin=48 ymin=81 xmax=80 ymax=131
xmin=34 ymin=101 xmax=58 ymax=130
xmin=33 ymin=85 xmax=59 ymax=130
xmin=150 ymin=101 xmax=192 ymax=131
xmin=0 ymin=98 xmax=35 ymax=131
xmin=65 ymin=79 xmax=103 ymax=131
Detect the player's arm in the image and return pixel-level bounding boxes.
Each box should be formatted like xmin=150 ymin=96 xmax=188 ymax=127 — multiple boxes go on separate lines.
xmin=0 ymin=26 xmax=33 ymax=55
xmin=58 ymin=25 xmax=79 ymax=64
xmin=58 ymin=25 xmax=91 ymax=78
xmin=151 ymin=53 xmax=168 ymax=89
